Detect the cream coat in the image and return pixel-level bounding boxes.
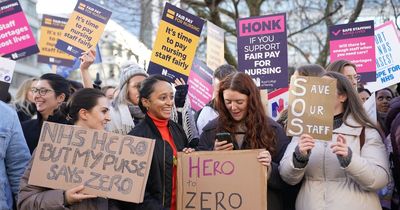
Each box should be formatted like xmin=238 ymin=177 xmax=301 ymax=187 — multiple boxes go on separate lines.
xmin=279 ymin=115 xmax=390 ymax=210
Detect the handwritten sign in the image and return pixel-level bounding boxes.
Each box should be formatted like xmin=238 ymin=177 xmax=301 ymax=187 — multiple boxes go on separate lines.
xmin=0 ymin=0 xmax=39 ymax=60
xmin=365 ymin=21 xmax=400 ymax=92
xmin=237 ymin=13 xmax=288 ymax=89
xmin=206 ymin=21 xmax=225 ymax=70
xmin=29 ymin=122 xmax=155 ymax=203
xmin=177 ymin=150 xmax=267 ymax=210
xmin=55 ymin=0 xmax=111 ymax=57
xmin=187 ymin=58 xmax=213 ymax=112
xmin=38 ymin=15 xmax=74 ymax=66
xmin=148 ymin=3 xmax=204 ymax=82
xmin=287 ymin=76 xmax=336 ymax=140
xmin=329 ymin=21 xmax=376 ymax=82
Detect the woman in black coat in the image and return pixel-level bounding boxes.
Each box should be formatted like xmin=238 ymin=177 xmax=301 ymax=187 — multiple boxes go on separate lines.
xmin=122 ymin=75 xmax=193 ymax=210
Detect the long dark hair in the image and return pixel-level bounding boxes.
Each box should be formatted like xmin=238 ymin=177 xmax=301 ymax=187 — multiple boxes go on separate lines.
xmin=216 ymin=72 xmax=276 ymax=154
xmin=326 ymin=59 xmax=356 ymax=74
xmin=138 ymin=75 xmax=170 ymax=113
xmin=65 ymin=88 xmax=105 ymax=124
xmin=324 ymin=72 xmax=377 ymax=129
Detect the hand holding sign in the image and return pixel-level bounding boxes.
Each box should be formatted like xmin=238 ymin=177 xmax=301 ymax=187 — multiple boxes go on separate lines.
xmin=65 ymin=185 xmax=97 ymax=205
xmin=80 ymin=48 xmax=96 ymax=70
xmin=298 ymin=134 xmax=316 ymax=156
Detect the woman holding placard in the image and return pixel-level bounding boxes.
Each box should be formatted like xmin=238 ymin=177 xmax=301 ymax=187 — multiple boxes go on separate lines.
xmin=117 ymin=75 xmax=193 ymax=210
xmin=18 ymin=88 xmax=121 ymax=210
xmin=279 ymin=71 xmax=390 ymax=210
xmin=197 ymin=72 xmax=291 ymax=210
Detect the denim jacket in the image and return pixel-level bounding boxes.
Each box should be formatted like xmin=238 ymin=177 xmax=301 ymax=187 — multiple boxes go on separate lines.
xmin=0 ymin=102 xmax=31 ymax=210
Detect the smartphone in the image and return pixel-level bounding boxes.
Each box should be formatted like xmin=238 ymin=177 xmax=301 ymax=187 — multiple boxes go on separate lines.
xmin=216 ymin=132 xmax=233 ymax=144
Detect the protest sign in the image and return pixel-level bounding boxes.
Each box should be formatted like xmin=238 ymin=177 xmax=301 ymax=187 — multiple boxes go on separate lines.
xmin=0 ymin=0 xmax=39 ymax=60
xmin=287 ymin=76 xmax=336 ymax=140
xmin=177 ymin=150 xmax=267 ymax=210
xmin=237 ymin=13 xmax=288 ymax=89
xmin=0 ymin=57 xmax=16 ymax=101
xmin=365 ymin=21 xmax=400 ymax=92
xmin=329 ymin=20 xmax=376 ymax=82
xmin=188 ymin=58 xmax=213 ymax=112
xmin=268 ymin=88 xmax=289 ymax=121
xmin=206 ymin=21 xmax=225 ymax=70
xmin=363 ymin=92 xmax=377 ymax=125
xmin=55 ymin=0 xmax=111 ymax=57
xmin=29 ymin=122 xmax=155 ymax=203
xmin=38 ymin=15 xmax=74 ymax=66
xmin=148 ymin=3 xmax=205 ymax=82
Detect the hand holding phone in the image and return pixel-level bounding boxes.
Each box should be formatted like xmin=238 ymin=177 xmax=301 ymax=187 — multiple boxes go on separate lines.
xmin=214 ymin=132 xmax=234 ymax=151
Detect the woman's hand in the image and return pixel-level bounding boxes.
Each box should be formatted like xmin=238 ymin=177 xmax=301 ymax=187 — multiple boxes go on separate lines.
xmin=64 ymin=185 xmax=97 ymax=205
xmin=257 ymin=150 xmax=271 ymax=168
xmin=79 ymin=49 xmax=96 ymax=70
xmin=214 ymin=140 xmax=234 ymax=151
xmin=298 ymin=134 xmax=315 ymax=156
xmin=331 ymin=134 xmax=349 ymax=157
xmin=182 ymin=148 xmax=195 ymax=154
xmin=174 ymin=78 xmax=186 ymax=87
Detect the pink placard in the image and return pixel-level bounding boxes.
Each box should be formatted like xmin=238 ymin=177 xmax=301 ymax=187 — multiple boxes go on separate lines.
xmin=330 ymin=36 xmax=376 ymax=74
xmin=0 ymin=12 xmax=37 ymax=55
xmin=188 ymin=71 xmax=213 ymax=111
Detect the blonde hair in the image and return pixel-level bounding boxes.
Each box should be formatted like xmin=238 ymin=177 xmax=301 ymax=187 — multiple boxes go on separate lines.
xmin=13 ymin=77 xmax=38 ymax=116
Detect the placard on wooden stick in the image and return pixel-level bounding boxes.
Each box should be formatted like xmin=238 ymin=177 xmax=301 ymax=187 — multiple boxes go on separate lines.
xmin=29 ymin=122 xmax=155 ymax=203
xmin=287 ymin=76 xmax=336 ymax=140
xmin=177 ymin=150 xmax=267 ymax=210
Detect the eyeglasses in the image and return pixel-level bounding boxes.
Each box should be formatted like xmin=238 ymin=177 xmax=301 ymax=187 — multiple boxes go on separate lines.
xmin=346 ymin=74 xmax=361 ymax=83
xmin=31 ymin=87 xmax=54 ymax=96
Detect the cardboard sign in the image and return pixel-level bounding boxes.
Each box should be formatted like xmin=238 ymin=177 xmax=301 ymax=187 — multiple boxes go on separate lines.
xmin=287 ymin=76 xmax=336 ymax=140
xmin=0 ymin=57 xmax=16 ymax=101
xmin=177 ymin=150 xmax=267 ymax=210
xmin=237 ymin=13 xmax=288 ymax=89
xmin=187 ymin=58 xmax=213 ymax=112
xmin=38 ymin=15 xmax=74 ymax=66
xmin=268 ymin=88 xmax=289 ymax=121
xmin=0 ymin=0 xmax=39 ymax=60
xmin=29 ymin=122 xmax=155 ymax=203
xmin=206 ymin=21 xmax=225 ymax=70
xmin=55 ymin=0 xmax=112 ymax=57
xmin=148 ymin=3 xmax=205 ymax=82
xmin=329 ymin=21 xmax=376 ymax=82
xmin=365 ymin=21 xmax=400 ymax=92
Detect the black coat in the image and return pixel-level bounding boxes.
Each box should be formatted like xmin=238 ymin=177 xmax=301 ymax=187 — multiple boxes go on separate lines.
xmin=197 ymin=117 xmax=293 ymax=210
xmin=120 ymin=115 xmax=188 ymax=210
xmin=21 ymin=112 xmax=69 ymax=154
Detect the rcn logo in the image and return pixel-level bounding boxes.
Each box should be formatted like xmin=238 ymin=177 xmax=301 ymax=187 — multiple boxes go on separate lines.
xmin=11 ymin=53 xmax=18 ymax=59
xmin=67 ymin=46 xmax=73 ymax=51
xmin=162 ymin=69 xmax=168 ymax=76
xmin=271 ymin=98 xmax=284 ymax=118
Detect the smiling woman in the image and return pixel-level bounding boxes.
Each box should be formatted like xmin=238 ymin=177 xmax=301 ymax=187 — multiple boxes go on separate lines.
xmin=21 ymin=73 xmax=71 ymax=154
xmin=121 ymin=75 xmax=193 ymax=210
xmin=18 ymin=88 xmax=120 ymax=210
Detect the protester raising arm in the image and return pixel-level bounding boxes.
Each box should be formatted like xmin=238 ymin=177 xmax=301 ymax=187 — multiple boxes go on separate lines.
xmin=79 ymin=49 xmax=96 ymax=89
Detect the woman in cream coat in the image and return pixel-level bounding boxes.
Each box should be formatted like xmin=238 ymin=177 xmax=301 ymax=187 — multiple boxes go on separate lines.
xmin=279 ymin=72 xmax=390 ymax=210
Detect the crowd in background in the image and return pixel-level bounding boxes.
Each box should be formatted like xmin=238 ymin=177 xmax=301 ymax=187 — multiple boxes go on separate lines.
xmin=0 ymin=53 xmax=399 ymax=210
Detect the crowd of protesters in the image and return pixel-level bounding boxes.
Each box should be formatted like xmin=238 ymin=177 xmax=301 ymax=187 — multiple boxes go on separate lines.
xmin=1 ymin=49 xmax=400 ymax=210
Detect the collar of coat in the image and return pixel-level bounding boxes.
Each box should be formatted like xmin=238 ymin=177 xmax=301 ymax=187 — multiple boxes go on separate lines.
xmin=333 ymin=114 xmax=363 ymax=137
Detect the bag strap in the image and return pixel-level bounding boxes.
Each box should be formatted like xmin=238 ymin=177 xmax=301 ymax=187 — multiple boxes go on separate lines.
xmin=360 ymin=127 xmax=365 ymax=149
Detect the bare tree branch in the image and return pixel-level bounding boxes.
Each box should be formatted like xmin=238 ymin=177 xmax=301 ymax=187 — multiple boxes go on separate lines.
xmin=390 ymin=0 xmax=400 ymax=30
xmin=288 ymin=42 xmax=311 ymax=63
xmin=348 ymin=0 xmax=364 ymax=23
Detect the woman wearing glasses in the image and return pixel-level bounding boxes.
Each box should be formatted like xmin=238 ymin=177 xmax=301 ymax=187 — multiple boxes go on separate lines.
xmin=326 ymin=60 xmax=360 ymax=89
xmin=21 ymin=73 xmax=71 ymax=154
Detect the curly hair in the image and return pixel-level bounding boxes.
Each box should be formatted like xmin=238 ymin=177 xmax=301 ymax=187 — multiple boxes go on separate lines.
xmin=215 ymin=72 xmax=276 ymax=154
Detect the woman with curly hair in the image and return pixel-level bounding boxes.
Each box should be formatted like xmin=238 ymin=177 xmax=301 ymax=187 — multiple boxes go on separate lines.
xmin=197 ymin=72 xmax=291 ymax=210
